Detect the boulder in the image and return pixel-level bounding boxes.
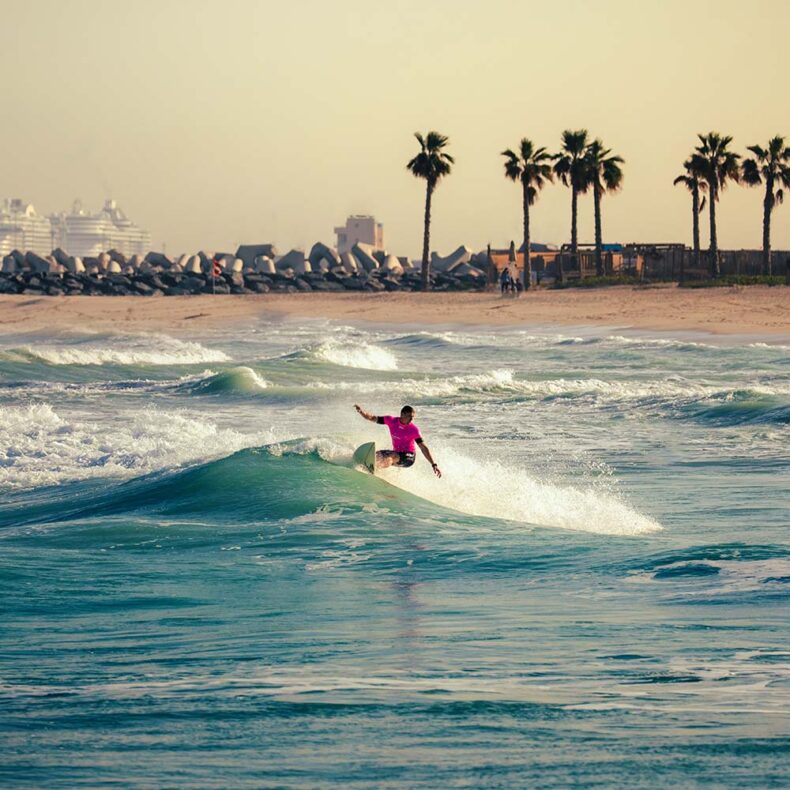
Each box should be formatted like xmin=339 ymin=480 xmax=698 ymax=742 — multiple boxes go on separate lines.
xmin=108 ymin=249 xmax=127 ymax=265
xmin=52 ymin=248 xmax=71 ymax=267
xmin=295 ymin=278 xmax=312 ymax=292
xmin=250 ymin=255 xmax=276 ymax=274
xmin=145 ymin=252 xmax=173 ymax=269
xmin=177 ymin=253 xmax=191 ymax=270
xmin=106 ymin=260 xmax=122 ymax=274
xmin=351 ymin=243 xmax=379 ymax=272
xmin=64 ymin=256 xmax=85 ymax=274
xmin=181 ymin=276 xmax=206 ymax=293
xmin=97 ymin=252 xmax=112 ymax=272
xmin=275 ymin=248 xmax=307 ymax=272
xmin=2 ymin=255 xmax=18 ymax=273
xmin=339 ymin=252 xmax=359 ymax=274
xmin=185 ymin=255 xmax=203 ymax=274
xmin=236 ymin=244 xmax=278 ymax=269
xmin=132 ymin=281 xmax=156 ymax=295
xmin=226 ymin=258 xmax=244 ymax=273
xmin=448 ymin=263 xmax=486 ymax=278
xmin=431 ymin=245 xmax=472 ymax=273
xmin=25 ymin=252 xmax=60 ymax=273
xmin=382 ymin=255 xmax=404 ymax=276
xmin=308 ymin=242 xmax=342 ymax=270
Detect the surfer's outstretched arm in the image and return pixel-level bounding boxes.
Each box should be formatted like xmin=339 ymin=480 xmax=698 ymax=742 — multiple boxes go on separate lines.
xmin=354 ymin=404 xmax=378 ymax=423
xmin=417 ymin=442 xmax=442 ymax=478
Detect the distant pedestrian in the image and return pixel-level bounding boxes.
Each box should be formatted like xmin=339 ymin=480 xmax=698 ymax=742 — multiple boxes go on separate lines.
xmin=500 ymin=268 xmax=511 ymax=295
xmin=515 ymin=278 xmax=524 ymax=296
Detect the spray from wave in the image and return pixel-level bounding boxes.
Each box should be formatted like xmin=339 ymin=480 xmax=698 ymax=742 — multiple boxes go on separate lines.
xmin=272 ymin=439 xmax=661 ymax=536
xmin=376 ymin=445 xmax=662 ymax=536
xmin=312 ymin=340 xmax=398 ymax=371
xmin=0 ymin=403 xmax=270 ymax=490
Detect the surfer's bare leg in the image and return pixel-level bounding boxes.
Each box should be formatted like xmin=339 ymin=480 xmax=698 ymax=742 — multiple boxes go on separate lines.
xmin=375 ymin=451 xmax=398 ymax=469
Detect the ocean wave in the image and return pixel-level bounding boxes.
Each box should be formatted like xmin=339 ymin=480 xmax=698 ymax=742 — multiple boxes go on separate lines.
xmin=628 ymin=557 xmax=790 ymax=597
xmin=0 ymin=403 xmax=269 ymax=490
xmin=175 ymin=366 xmax=270 ymax=395
xmin=312 ymin=340 xmax=398 ymax=371
xmin=6 ymin=333 xmax=230 ymax=366
xmin=307 ymin=369 xmax=790 ymax=411
xmin=267 ymin=439 xmax=660 ymax=536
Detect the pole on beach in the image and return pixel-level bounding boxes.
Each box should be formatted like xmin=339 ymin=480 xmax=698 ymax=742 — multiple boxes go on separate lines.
xmin=212 ymin=257 xmax=221 ymax=295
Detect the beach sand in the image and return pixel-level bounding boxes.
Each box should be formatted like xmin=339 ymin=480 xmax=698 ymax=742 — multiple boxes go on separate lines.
xmin=0 ymin=286 xmax=788 ymax=337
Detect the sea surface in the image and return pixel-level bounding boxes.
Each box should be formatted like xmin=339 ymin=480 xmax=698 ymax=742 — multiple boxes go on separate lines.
xmin=0 ymin=316 xmax=788 ymax=788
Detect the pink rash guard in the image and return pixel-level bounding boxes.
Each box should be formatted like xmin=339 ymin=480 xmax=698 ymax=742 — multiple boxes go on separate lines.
xmin=379 ymin=415 xmax=422 ymax=453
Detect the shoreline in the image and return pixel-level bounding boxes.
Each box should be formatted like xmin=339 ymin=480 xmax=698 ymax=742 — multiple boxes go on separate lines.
xmin=0 ymin=286 xmax=788 ymax=339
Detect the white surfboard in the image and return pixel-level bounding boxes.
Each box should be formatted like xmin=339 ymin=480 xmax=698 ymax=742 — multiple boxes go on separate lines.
xmin=352 ymin=441 xmax=376 ymax=474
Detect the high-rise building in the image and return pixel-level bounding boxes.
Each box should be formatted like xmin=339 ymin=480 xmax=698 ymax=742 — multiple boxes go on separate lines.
xmin=0 ymin=199 xmax=53 ymax=256
xmin=334 ymin=215 xmax=384 ymax=255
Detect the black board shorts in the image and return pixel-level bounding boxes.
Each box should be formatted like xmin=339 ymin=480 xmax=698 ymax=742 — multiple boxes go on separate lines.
xmin=380 ymin=450 xmax=416 ymax=468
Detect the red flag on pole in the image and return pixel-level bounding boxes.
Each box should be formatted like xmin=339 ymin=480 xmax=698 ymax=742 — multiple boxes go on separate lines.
xmin=212 ymin=260 xmax=222 ymax=278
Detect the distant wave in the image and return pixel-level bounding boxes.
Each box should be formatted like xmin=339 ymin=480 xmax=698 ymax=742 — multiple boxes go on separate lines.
xmin=307 ymin=369 xmax=790 ymax=411
xmin=176 ymin=366 xmax=270 ymax=395
xmin=4 ymin=333 xmax=230 ymax=366
xmin=312 ymin=340 xmax=398 ymax=371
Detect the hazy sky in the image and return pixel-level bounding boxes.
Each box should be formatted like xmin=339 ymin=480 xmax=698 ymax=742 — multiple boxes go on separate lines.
xmin=4 ymin=0 xmax=789 ymax=257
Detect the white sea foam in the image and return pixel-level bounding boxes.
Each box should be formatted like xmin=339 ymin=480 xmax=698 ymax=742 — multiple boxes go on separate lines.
xmin=313 ymin=340 xmax=398 ymax=371
xmin=19 ymin=333 xmax=230 ymax=366
xmin=308 ymin=369 xmax=790 ymax=404
xmin=0 ymin=403 xmax=268 ymax=489
xmin=377 ymin=445 xmax=662 ymax=536
xmin=274 ymin=437 xmax=660 ymax=536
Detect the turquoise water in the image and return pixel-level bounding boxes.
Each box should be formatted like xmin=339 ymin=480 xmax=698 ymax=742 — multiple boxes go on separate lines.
xmin=1 ymin=319 xmax=788 ymax=788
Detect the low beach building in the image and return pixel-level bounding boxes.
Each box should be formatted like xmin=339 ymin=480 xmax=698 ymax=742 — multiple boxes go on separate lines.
xmin=334 ymin=215 xmax=384 ymax=255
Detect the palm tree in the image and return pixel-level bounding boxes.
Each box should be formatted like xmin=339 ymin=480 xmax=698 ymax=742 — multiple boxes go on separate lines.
xmin=691 ymin=132 xmax=740 ymax=277
xmin=406 ymin=131 xmax=454 ymax=291
xmin=554 ymin=129 xmax=590 ymax=281
xmin=585 ymin=139 xmax=624 ymax=277
xmin=501 ymin=139 xmax=554 ymax=289
xmin=741 ymin=135 xmax=790 ymax=276
xmin=673 ymin=158 xmax=707 ymax=280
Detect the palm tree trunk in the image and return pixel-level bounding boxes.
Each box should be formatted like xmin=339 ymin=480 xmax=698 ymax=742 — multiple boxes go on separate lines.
xmin=691 ymin=185 xmax=700 ymax=278
xmin=762 ymin=177 xmax=773 ymax=276
xmin=421 ymin=180 xmax=433 ymax=291
xmin=570 ymin=186 xmax=578 ymax=278
xmin=522 ymin=181 xmax=531 ymax=290
xmin=708 ymin=180 xmax=719 ymax=277
xmin=593 ymin=183 xmax=603 ymax=277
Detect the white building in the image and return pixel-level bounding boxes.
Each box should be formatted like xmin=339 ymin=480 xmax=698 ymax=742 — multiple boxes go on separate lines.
xmin=0 ymin=199 xmax=53 ymax=256
xmin=334 ymin=215 xmax=384 ymax=255
xmin=51 ymin=199 xmax=151 ymax=258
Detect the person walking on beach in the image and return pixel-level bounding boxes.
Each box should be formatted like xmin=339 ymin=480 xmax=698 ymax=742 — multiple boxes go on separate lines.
xmin=354 ymin=404 xmax=442 ymax=477
xmin=500 ymin=267 xmax=512 ymax=295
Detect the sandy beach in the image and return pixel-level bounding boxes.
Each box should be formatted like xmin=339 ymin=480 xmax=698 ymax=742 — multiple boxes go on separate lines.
xmin=1 ymin=286 xmax=788 ymax=337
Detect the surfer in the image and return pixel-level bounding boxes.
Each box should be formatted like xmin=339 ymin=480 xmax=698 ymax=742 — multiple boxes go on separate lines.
xmin=354 ymin=404 xmax=442 ymax=477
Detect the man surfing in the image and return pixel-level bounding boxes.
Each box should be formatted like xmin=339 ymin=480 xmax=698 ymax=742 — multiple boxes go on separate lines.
xmin=354 ymin=404 xmax=442 ymax=477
